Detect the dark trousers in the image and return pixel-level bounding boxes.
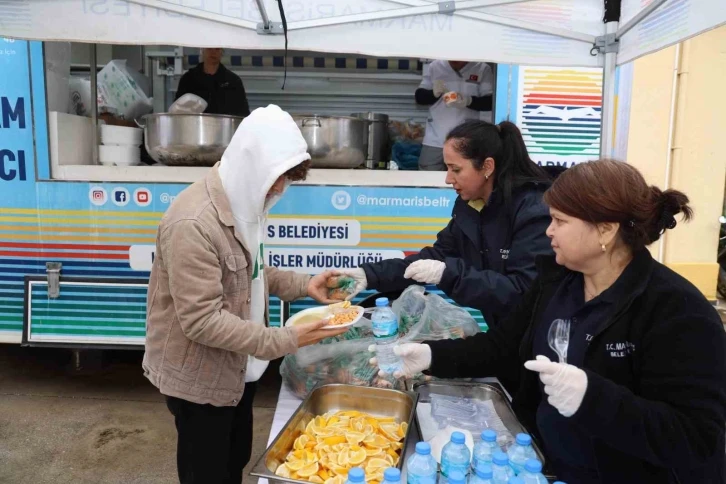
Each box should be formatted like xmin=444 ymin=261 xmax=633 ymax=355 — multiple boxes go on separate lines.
xmin=165 ymin=383 xmax=257 ymax=484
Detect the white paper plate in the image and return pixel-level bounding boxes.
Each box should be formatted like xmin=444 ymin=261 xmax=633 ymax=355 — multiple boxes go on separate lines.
xmin=284 ymin=305 xmax=365 ymax=330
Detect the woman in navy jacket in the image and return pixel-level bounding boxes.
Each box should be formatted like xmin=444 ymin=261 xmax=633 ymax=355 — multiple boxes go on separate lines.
xmin=335 ymin=121 xmax=559 ymax=328
xmin=375 ymin=160 xmax=726 ymax=483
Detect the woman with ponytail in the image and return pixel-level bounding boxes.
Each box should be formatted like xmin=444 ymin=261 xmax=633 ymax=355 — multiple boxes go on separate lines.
xmin=373 ymin=159 xmax=726 ymax=483
xmin=334 ymin=120 xmax=559 ymax=329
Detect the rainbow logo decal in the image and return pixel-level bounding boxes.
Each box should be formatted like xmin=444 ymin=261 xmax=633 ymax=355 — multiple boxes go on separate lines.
xmin=516 ymin=67 xmax=603 ymax=165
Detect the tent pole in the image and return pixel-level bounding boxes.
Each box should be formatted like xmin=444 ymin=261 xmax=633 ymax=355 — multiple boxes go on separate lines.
xmin=255 ymin=0 xmax=271 ymax=29
xmin=600 ymin=21 xmax=618 ymax=158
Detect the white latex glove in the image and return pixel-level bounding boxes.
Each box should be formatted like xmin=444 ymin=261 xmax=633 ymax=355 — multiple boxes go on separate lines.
xmin=369 ymin=343 xmax=432 ymax=379
xmin=169 ymin=93 xmax=208 ymax=114
xmin=443 ymin=91 xmax=472 ymax=109
xmin=337 ymin=268 xmax=367 ymax=300
xmin=524 ymin=355 xmax=588 ymax=417
xmin=403 ymin=259 xmax=446 ymax=285
xmin=433 ymin=80 xmax=448 ymax=98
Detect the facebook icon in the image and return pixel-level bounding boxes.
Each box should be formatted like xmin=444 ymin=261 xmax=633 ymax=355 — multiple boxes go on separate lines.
xmin=112 ymin=187 xmax=130 ymax=207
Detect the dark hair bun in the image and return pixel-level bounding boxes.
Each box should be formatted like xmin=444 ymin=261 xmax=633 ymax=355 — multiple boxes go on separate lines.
xmin=646 ymin=186 xmax=693 ymax=243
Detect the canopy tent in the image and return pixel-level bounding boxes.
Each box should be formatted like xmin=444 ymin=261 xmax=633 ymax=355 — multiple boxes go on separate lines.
xmin=1 ymin=0 xmax=724 ymax=155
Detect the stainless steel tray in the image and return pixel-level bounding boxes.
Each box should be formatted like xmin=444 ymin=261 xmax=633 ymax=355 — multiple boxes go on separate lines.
xmin=250 ymin=384 xmax=419 ymax=484
xmin=412 ymin=380 xmax=554 ymax=478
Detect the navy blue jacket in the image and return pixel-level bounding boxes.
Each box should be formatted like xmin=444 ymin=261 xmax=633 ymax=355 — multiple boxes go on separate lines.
xmin=361 ymin=181 xmax=553 ymax=327
xmin=427 ymin=250 xmax=726 ymax=483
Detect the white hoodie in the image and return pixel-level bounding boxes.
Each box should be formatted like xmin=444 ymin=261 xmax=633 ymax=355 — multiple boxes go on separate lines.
xmin=217 ymin=105 xmax=310 ymax=382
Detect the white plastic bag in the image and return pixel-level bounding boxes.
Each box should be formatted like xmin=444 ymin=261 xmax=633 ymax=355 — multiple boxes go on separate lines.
xmin=169 ymin=93 xmax=208 ymax=114
xmin=97 ymin=60 xmax=153 ymax=120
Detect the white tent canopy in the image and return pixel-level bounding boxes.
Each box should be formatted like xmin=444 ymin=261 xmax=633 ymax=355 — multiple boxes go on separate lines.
xmin=1 ymin=0 xmax=724 ymax=153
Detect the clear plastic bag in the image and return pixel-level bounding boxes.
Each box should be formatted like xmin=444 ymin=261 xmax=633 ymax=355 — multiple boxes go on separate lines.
xmin=280 ymin=286 xmax=481 ymax=398
xmin=169 ymin=93 xmax=208 ymax=114
xmin=325 ymin=275 xmax=357 ymax=301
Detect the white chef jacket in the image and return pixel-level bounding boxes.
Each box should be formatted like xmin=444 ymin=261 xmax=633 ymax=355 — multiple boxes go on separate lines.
xmin=419 ymin=60 xmax=494 ymax=148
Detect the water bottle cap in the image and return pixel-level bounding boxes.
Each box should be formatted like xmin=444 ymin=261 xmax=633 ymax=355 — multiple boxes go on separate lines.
xmin=415 ymin=442 xmax=431 ymax=455
xmin=492 ymin=451 xmax=508 ymax=466
xmin=383 ymin=468 xmax=400 ymax=482
xmin=481 ymin=429 xmax=497 ymax=442
xmin=450 ymin=431 xmax=465 ymax=444
xmin=508 ymin=478 xmax=525 ymax=484
xmin=375 ymin=297 xmax=390 ymax=307
xmin=515 ymin=433 xmax=531 ymax=446
xmin=524 ymin=459 xmax=542 ymax=473
xmin=447 ymin=470 xmax=466 ymax=484
xmin=475 ymin=464 xmax=493 ymax=479
xmin=348 ymin=467 xmax=365 ymax=483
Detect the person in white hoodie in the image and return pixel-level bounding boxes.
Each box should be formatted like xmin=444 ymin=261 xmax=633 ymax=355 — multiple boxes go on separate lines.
xmin=143 ymin=105 xmax=346 ymax=484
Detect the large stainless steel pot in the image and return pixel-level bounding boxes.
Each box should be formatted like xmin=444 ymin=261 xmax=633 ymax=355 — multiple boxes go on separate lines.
xmin=139 ymin=113 xmax=244 ymax=167
xmin=352 ymin=112 xmax=390 ymax=169
xmin=293 ymin=114 xmax=368 ymax=169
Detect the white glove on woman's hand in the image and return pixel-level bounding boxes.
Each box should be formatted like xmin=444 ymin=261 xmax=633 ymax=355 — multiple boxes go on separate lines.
xmin=524 ymin=355 xmax=588 ymax=417
xmin=369 ymin=343 xmax=432 ymax=379
xmin=403 ymin=259 xmax=446 ymax=285
xmin=337 ymin=268 xmax=367 ymax=300
xmin=433 ymin=80 xmax=448 ymax=98
xmin=443 ymin=91 xmax=472 ymax=109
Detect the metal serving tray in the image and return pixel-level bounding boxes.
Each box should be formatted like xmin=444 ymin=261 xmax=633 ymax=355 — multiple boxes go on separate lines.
xmin=413 ymin=380 xmax=553 ymax=478
xmin=250 ymin=384 xmax=419 ymax=484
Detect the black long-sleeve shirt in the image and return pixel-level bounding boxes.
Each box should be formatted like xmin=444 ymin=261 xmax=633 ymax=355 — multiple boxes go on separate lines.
xmin=175 ymin=63 xmax=250 ymax=117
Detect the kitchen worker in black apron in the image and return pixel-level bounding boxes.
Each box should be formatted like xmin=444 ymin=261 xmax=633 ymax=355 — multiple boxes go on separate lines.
xmin=175 ymin=48 xmax=250 ymax=117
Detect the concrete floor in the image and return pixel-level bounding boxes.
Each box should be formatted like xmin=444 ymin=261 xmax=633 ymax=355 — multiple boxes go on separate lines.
xmin=0 ymin=345 xmax=281 ymax=484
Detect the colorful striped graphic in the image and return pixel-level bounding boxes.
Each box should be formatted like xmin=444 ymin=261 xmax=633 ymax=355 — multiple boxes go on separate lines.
xmin=516 ymin=66 xmax=603 ymax=165
xmin=0 ymin=207 xmax=449 ymax=342
xmin=636 ymin=0 xmax=689 ymax=49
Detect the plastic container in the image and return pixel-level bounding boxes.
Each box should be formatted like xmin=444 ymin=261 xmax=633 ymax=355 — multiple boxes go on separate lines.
xmin=371 ymin=297 xmax=401 ymax=374
xmin=99 ymin=124 xmax=142 ymax=146
xmin=468 ymin=464 xmax=493 ymax=484
xmin=507 ymin=478 xmax=524 ymax=484
xmin=383 ymin=468 xmax=402 ymax=484
xmin=439 ymin=431 xmax=472 ymax=484
xmin=506 ymin=434 xmax=536 ymax=475
xmin=519 ymin=460 xmax=547 ymax=484
xmin=406 ymin=442 xmax=438 ymax=484
xmin=347 ymin=467 xmax=366 ymax=484
xmin=98 ymin=144 xmax=141 ymax=166
xmin=472 ymin=429 xmax=499 ymax=470
xmin=491 ymin=452 xmax=515 ymax=484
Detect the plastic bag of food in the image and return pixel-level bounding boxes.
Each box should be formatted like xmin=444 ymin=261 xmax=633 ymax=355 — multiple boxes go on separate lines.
xmin=280 ymin=286 xmax=480 ymax=398
xmin=97 ymin=60 xmax=153 ymax=121
xmin=325 ymin=275 xmax=357 ymax=300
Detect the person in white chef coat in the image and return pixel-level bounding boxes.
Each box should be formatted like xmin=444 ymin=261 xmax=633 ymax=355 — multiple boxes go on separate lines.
xmin=416 ymin=60 xmax=494 ymax=171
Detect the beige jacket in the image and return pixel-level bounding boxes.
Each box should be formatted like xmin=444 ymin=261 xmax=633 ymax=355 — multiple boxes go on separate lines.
xmin=142 ymin=168 xmax=310 ymax=406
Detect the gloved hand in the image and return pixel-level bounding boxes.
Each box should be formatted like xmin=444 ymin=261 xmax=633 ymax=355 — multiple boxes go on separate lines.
xmin=369 ymin=343 xmax=432 ymax=379
xmin=524 ymin=355 xmax=588 ymax=417
xmin=443 ymin=91 xmax=472 ymax=109
xmin=403 ymin=259 xmax=446 ymax=285
xmin=433 ymin=80 xmax=448 ymax=98
xmin=335 ymin=268 xmax=367 ymax=300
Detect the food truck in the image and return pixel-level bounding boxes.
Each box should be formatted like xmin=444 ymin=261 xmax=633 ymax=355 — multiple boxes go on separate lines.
xmin=0 ymin=0 xmax=722 ymax=350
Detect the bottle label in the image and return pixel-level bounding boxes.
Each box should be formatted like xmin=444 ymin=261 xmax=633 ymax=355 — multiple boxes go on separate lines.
xmin=372 ymin=319 xmax=398 ymax=339
xmin=441 ymin=461 xmax=468 ymax=478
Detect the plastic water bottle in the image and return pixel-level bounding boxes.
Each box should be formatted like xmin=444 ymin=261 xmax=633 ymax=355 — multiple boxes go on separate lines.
xmin=447 ymin=470 xmax=467 ymax=484
xmin=468 ymin=464 xmax=494 ymax=484
xmin=507 ymin=478 xmax=524 ymax=484
xmin=472 ymin=430 xmax=499 ymax=470
xmin=507 ymin=434 xmax=536 ymax=475
xmin=491 ymin=452 xmax=515 ymax=484
xmin=519 ymin=459 xmax=547 ymax=484
xmin=347 ymin=467 xmax=366 ymax=484
xmin=439 ymin=431 xmax=472 ymax=484
xmin=371 ymin=297 xmax=401 ymax=373
xmin=383 ymin=468 xmax=402 ymax=484
xmin=406 ymin=442 xmax=438 ymax=484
